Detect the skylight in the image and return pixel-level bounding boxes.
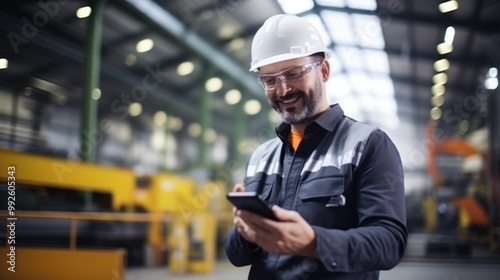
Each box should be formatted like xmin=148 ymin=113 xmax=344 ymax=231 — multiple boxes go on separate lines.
xmin=277 ymin=0 xmax=399 ymax=131
xmin=278 ymin=0 xmax=314 ymax=14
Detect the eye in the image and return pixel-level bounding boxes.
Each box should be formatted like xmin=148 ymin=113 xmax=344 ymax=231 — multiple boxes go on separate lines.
xmin=260 ymin=76 xmax=275 ymax=85
xmin=284 ymin=68 xmax=303 ymax=79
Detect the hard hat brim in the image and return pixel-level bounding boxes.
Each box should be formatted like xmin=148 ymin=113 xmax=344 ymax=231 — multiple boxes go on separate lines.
xmin=249 ymin=49 xmax=331 ymax=72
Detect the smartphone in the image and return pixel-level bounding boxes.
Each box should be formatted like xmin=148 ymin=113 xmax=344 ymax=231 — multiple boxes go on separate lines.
xmin=226 ymin=191 xmax=278 ymax=220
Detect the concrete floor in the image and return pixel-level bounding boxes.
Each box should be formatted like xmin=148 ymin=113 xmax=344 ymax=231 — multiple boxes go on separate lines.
xmin=127 ymin=261 xmax=500 ymax=280
xmin=126 ymin=232 xmax=500 ymax=280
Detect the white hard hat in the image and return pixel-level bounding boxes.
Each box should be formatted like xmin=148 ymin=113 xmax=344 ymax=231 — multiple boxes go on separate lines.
xmin=249 ymin=14 xmax=331 ymax=72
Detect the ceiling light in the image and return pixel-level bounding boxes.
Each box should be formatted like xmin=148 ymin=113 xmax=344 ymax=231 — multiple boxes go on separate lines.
xmin=0 ymin=58 xmax=8 ymax=69
xmin=437 ymin=42 xmax=453 ymax=54
xmin=244 ymin=99 xmax=261 ymax=115
xmin=227 ymin=38 xmax=245 ymax=52
xmin=76 ymin=6 xmax=91 ymax=18
xmin=136 ymin=38 xmax=154 ymax=53
xmin=434 ymin=58 xmax=450 ymax=72
xmin=177 ymin=61 xmax=194 ymax=76
xmin=444 ymin=26 xmax=455 ymax=45
xmin=205 ymin=77 xmax=223 ymax=92
xmin=154 ymin=111 xmax=168 ymax=126
xmin=485 ymin=77 xmax=498 ymax=90
xmin=204 ymin=128 xmax=217 ymax=143
xmin=218 ymin=25 xmax=237 ymax=39
xmin=430 ymin=107 xmax=442 ymax=120
xmin=488 ymin=67 xmax=498 ymax=78
xmin=347 ymin=0 xmax=377 ymax=11
xmin=433 ymin=73 xmax=448 ymax=85
xmin=188 ymin=123 xmax=201 ymax=137
xmin=431 ymin=95 xmax=445 ymax=107
xmin=168 ymin=117 xmax=183 ymax=131
xmin=432 ymin=84 xmax=445 ymax=96
xmin=125 ymin=54 xmax=136 ymax=66
xmin=129 ymin=102 xmax=142 ymax=116
xmin=91 ymin=88 xmax=101 ymax=100
xmin=278 ymin=0 xmax=314 ymax=14
xmin=439 ymin=0 xmax=458 ymax=13
xmin=151 ymin=130 xmax=166 ymax=151
xmin=225 ymin=89 xmax=241 ymax=105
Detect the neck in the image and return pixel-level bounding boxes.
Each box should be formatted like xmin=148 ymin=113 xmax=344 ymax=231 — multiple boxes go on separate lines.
xmin=291 ymin=106 xmax=329 ymax=134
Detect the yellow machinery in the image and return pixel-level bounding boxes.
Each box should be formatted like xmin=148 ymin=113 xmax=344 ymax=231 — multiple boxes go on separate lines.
xmin=0 ymin=148 xmax=224 ymax=275
xmin=0 ymin=148 xmax=136 ymax=211
xmin=133 ymin=173 xmax=223 ymax=273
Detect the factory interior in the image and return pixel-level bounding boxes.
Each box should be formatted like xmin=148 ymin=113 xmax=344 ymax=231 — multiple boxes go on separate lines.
xmin=0 ymin=0 xmax=499 ymax=279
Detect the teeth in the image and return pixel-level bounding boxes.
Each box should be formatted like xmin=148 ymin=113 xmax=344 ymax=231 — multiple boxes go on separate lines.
xmin=282 ymin=96 xmax=299 ymax=104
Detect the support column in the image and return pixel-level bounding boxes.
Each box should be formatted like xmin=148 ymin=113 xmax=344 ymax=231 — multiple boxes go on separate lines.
xmin=197 ymin=63 xmax=212 ymax=168
xmin=81 ymin=0 xmax=106 ymax=210
xmin=81 ymin=0 xmax=106 ymax=163
xmin=231 ymin=96 xmax=244 ymax=166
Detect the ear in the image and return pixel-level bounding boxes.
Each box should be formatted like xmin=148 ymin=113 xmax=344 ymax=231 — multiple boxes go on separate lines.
xmin=321 ymin=60 xmax=330 ymax=82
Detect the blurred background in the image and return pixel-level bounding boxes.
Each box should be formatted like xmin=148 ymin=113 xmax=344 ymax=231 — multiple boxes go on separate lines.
xmin=0 ymin=0 xmax=499 ymax=279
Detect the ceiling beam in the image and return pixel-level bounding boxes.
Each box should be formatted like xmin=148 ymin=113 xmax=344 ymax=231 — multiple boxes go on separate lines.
xmin=119 ymin=0 xmax=265 ymax=101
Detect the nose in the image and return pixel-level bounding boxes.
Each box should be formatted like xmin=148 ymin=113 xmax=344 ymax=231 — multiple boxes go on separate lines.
xmin=275 ymin=76 xmax=290 ymax=96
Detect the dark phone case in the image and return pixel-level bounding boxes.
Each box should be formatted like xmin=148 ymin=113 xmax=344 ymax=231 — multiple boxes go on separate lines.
xmin=226 ymin=192 xmax=277 ymax=220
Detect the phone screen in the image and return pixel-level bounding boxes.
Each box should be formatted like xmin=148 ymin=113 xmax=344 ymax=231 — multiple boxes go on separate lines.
xmin=226 ymin=192 xmax=277 ymax=220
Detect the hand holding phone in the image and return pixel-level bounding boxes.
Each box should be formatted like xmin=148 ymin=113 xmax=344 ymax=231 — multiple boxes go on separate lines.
xmin=226 ymin=191 xmax=278 ymax=220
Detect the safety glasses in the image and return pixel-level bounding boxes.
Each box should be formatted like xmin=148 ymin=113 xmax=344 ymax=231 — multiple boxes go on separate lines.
xmin=258 ymin=61 xmax=322 ymax=91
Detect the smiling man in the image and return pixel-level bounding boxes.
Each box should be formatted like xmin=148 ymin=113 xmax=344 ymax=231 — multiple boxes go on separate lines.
xmin=224 ymin=14 xmax=407 ymax=280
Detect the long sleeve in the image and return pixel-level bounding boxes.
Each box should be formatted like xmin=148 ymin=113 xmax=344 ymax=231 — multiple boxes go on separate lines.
xmin=224 ymin=226 xmax=261 ymax=267
xmin=312 ymin=129 xmax=407 ymax=273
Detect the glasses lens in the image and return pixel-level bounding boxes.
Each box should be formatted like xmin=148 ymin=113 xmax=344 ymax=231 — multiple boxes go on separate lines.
xmin=258 ymin=61 xmax=320 ymax=90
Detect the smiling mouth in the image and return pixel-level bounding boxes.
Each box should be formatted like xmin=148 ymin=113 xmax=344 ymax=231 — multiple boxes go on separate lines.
xmin=280 ymin=95 xmax=300 ymax=105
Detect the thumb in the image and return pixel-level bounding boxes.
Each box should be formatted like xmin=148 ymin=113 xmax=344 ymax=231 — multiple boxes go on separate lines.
xmin=272 ymin=205 xmax=299 ymax=222
xmin=233 ymin=183 xmax=245 ymax=192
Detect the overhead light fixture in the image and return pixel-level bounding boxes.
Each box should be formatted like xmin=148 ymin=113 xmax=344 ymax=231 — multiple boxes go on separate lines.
xmin=204 ymin=128 xmax=217 ymax=143
xmin=177 ymin=61 xmax=194 ymax=76
xmin=128 ymin=102 xmax=142 ymax=117
xmin=205 ymin=77 xmax=223 ymax=92
xmin=431 ymin=95 xmax=445 ymax=107
xmin=430 ymin=107 xmax=442 ymax=120
xmin=244 ymin=99 xmax=261 ymax=115
xmin=168 ymin=117 xmax=183 ymax=131
xmin=278 ymin=0 xmax=314 ymax=14
xmin=91 ymin=88 xmax=101 ymax=100
xmin=444 ymin=26 xmax=455 ymax=45
xmin=485 ymin=67 xmax=498 ymax=90
xmin=0 ymin=58 xmax=8 ymax=69
xmin=136 ymin=38 xmax=154 ymax=53
xmin=227 ymin=38 xmax=245 ymax=52
xmin=188 ymin=123 xmax=201 ymax=137
xmin=439 ymin=0 xmax=458 ymax=13
xmin=433 ymin=73 xmax=448 ymax=85
xmin=485 ymin=77 xmax=498 ymax=90
xmin=225 ymin=89 xmax=241 ymax=105
xmin=437 ymin=42 xmax=453 ymax=54
xmin=432 ymin=84 xmax=445 ymax=96
xmin=76 ymin=6 xmax=92 ymax=18
xmin=434 ymin=58 xmax=450 ymax=72
xmin=125 ymin=54 xmax=136 ymax=66
xmin=153 ymin=111 xmax=168 ymax=126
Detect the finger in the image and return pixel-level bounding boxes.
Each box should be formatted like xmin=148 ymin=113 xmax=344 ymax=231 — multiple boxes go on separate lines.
xmin=272 ymin=205 xmax=300 ymax=222
xmin=233 ymin=183 xmax=245 ymax=192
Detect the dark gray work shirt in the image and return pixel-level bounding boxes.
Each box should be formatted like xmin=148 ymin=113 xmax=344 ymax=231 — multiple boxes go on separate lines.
xmin=224 ymin=104 xmax=407 ymax=280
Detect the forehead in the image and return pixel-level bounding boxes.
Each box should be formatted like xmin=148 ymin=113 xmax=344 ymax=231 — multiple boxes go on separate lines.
xmin=259 ymin=56 xmax=312 ymax=74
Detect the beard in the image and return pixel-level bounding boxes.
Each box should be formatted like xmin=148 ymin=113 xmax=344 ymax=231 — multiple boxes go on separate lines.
xmin=269 ymin=79 xmax=323 ymax=125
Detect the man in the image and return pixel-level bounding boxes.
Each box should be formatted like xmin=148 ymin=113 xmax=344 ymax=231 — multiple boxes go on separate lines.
xmin=224 ymin=14 xmax=407 ymax=279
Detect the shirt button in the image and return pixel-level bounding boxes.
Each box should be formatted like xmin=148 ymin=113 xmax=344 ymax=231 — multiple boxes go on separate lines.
xmin=331 ymin=262 xmax=337 ymax=267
